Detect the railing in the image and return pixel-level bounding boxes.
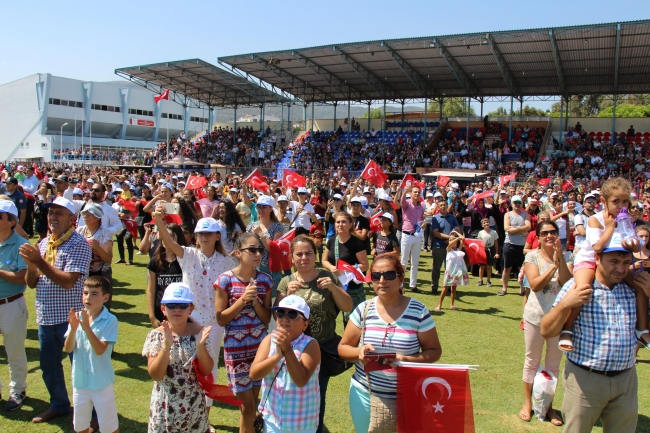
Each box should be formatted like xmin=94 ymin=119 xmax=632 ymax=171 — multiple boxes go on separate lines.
xmin=488 ymin=116 xmax=551 ymax=122
xmin=538 ymin=119 xmax=553 ymax=164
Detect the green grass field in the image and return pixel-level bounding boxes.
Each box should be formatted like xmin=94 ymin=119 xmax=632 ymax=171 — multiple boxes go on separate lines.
xmin=0 ymin=245 xmax=648 ymax=433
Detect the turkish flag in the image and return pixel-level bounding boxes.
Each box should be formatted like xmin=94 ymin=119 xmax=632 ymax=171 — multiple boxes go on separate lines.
xmin=401 ymin=174 xmax=425 ymax=190
xmin=361 ymin=160 xmax=388 ymax=188
xmin=469 ymin=190 xmax=494 ymax=203
xmin=186 ymin=175 xmax=207 ymax=190
xmin=283 ymin=169 xmax=306 ymax=188
xmin=243 ymin=168 xmax=269 ymax=193
xmin=561 ymin=180 xmax=574 ymax=192
xmin=32 ymin=163 xmax=43 ymax=180
xmin=194 ymin=188 xmax=207 ymax=199
xmin=499 ymin=173 xmax=517 ymax=186
xmin=123 ymin=219 xmax=139 ymax=238
xmin=337 ymin=260 xmax=369 ymax=283
xmin=192 ymin=359 xmax=242 ymax=407
xmin=536 ymin=177 xmax=552 ymax=187
xmin=397 ymin=365 xmax=475 ymax=433
xmin=437 ymin=175 xmax=451 ymax=187
xmin=154 ymin=88 xmax=170 ymax=103
xmin=463 ymin=239 xmax=487 ymax=265
xmin=268 ymin=229 xmax=296 ymax=272
xmin=118 ymin=198 xmax=137 ymax=213
xmin=369 ymin=211 xmax=383 ymax=233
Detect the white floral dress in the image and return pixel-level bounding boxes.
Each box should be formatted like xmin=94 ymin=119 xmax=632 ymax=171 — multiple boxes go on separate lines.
xmin=142 ymin=330 xmax=214 ymax=433
xmin=443 ymin=250 xmax=469 ymax=287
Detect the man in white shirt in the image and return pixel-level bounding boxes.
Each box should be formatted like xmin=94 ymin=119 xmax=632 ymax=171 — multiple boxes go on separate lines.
xmin=290 ymin=187 xmax=317 ymax=235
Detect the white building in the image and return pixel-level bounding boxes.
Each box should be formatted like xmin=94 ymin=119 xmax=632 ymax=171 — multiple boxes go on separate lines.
xmin=0 ymin=73 xmax=216 ymax=162
xmin=238 ymin=113 xmax=281 ymax=123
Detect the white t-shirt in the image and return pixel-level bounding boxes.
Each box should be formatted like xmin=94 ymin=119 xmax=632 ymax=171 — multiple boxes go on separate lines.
xmin=477 ymin=229 xmax=498 ymax=248
xmin=289 ymin=201 xmax=315 ymax=230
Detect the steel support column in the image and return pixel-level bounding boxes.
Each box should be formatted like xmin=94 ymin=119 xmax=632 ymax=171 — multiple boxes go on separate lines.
xmin=558 ymin=98 xmax=563 ymax=148
xmin=347 ymin=100 xmax=351 ymax=142
xmin=565 ymin=97 xmax=570 ymax=131
xmin=612 ymin=94 xmax=618 ymax=140
xmin=311 ymin=102 xmax=315 ymax=132
xmin=440 ymin=98 xmax=443 ymax=120
xmin=233 ymin=106 xmax=237 ymax=146
xmin=466 ymin=97 xmax=470 ymax=143
xmin=260 ymin=104 xmax=264 ymax=132
xmin=287 ymin=105 xmax=291 ymax=135
xmin=509 ymin=97 xmax=513 ymax=143
xmin=401 ymin=100 xmax=405 ymax=131
xmin=382 ymin=99 xmax=386 ymax=144
xmin=367 ymin=102 xmax=371 ymax=131
xmin=333 ymin=102 xmax=337 ymax=131
xmin=423 ymin=97 xmax=428 ymax=136
xmin=303 ymin=105 xmax=307 ymax=130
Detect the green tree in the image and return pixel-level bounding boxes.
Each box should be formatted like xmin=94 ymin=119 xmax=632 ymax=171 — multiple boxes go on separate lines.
xmin=487 ymin=106 xmax=508 ymax=116
xmin=597 ymin=104 xmax=650 ymax=118
xmin=429 ymin=97 xmax=476 ymax=117
xmin=521 ymin=105 xmax=550 ymax=116
xmin=360 ymin=107 xmax=384 ymax=118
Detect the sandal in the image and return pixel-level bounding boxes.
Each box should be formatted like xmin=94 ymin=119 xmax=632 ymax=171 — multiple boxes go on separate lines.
xmin=434 ymin=306 xmax=441 ymax=312
xmin=450 ymin=306 xmax=459 ymax=311
xmin=497 ymin=290 xmax=507 ymax=296
xmin=519 ymin=408 xmax=532 ymax=422
xmin=636 ymin=329 xmax=650 ymax=350
xmin=547 ymin=408 xmax=563 ymax=426
xmin=115 ymin=259 xmax=126 ymax=264
xmin=558 ymin=331 xmax=573 ymax=352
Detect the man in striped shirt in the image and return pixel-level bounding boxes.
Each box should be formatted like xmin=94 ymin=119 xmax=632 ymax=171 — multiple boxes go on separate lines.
xmin=542 ymin=242 xmax=650 ymax=433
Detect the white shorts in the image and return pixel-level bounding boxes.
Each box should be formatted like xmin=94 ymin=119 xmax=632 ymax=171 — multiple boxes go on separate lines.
xmin=73 ymin=383 xmax=118 ymax=432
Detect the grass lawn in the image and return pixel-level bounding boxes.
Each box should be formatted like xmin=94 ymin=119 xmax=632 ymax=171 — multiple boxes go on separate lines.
xmin=0 ymin=244 xmax=649 ymax=432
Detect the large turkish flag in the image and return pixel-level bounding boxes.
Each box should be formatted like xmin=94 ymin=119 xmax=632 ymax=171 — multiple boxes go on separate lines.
xmin=361 ymin=160 xmax=388 ymax=188
xmin=397 ymin=365 xmax=475 ymax=433
xmin=282 ymin=169 xmax=306 ymax=188
xmin=369 ymin=211 xmax=383 ymax=233
xmin=244 ymin=168 xmax=270 ymax=192
xmin=463 ymin=238 xmax=487 ymax=265
xmin=186 ymin=175 xmax=208 ymax=190
xmin=268 ymin=229 xmax=296 ymax=272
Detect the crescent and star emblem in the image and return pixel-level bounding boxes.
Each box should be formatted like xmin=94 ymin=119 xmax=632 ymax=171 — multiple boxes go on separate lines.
xmin=421 ymin=377 xmax=452 ymax=414
xmin=368 ymin=168 xmax=376 ymax=177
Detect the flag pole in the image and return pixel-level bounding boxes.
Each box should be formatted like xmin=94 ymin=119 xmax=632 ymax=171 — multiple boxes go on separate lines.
xmin=166 ymin=98 xmax=169 ymax=161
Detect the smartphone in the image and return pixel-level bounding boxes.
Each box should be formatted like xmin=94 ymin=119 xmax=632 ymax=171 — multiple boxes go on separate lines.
xmin=162 ymin=203 xmax=180 ymax=215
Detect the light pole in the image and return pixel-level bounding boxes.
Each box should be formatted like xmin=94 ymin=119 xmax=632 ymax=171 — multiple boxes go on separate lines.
xmin=60 ymin=122 xmax=68 ymax=161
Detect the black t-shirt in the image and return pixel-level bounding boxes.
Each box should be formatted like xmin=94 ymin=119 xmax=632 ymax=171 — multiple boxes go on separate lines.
xmin=373 ymin=231 xmax=400 ymax=256
xmin=326 ymin=235 xmax=365 ymax=267
xmin=352 ymin=214 xmax=371 ymax=252
xmin=147 ymin=258 xmax=183 ymax=322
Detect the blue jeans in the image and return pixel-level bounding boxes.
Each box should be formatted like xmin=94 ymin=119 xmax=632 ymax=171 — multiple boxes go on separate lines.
xmin=38 ymin=323 xmax=72 ymax=413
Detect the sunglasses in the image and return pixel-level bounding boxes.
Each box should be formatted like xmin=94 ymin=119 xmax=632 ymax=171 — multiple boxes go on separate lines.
xmin=370 ymin=271 xmax=399 ymax=281
xmin=539 ymin=230 xmax=559 ymax=237
xmin=240 ymin=247 xmax=265 ymax=255
xmin=91 ymin=188 xmax=102 ymax=192
xmin=274 ymin=309 xmax=304 ymax=320
xmin=164 ymin=303 xmax=191 ymax=310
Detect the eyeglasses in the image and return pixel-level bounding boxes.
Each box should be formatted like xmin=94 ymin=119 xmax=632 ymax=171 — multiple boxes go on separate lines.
xmin=539 ymin=230 xmax=559 ymax=237
xmin=240 ymin=247 xmax=264 ymax=255
xmin=370 ymin=271 xmax=399 ymax=281
xmin=164 ymin=303 xmax=191 ymax=310
xmin=382 ymin=324 xmax=396 ymax=347
xmin=275 ymin=309 xmax=304 ymax=320
xmin=91 ymin=188 xmax=102 ymax=193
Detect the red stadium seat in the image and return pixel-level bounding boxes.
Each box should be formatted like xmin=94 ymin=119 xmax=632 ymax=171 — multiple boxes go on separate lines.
xmin=500 ymin=131 xmax=508 ymax=140
xmin=589 ymin=132 xmax=595 ymax=136
xmin=644 ymin=132 xmax=650 ymax=139
xmin=451 ymin=131 xmax=457 ymax=138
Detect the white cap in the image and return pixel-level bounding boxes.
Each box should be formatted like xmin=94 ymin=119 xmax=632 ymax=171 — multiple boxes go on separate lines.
xmin=550 ymin=192 xmax=558 ymax=197
xmin=177 ymin=174 xmax=184 ymax=178
xmin=584 ymin=193 xmax=596 ymax=201
xmin=114 ymin=187 xmax=123 ymax=193
xmin=512 ymin=195 xmax=523 ymax=203
xmin=591 ymin=190 xmax=600 ymax=195
xmin=230 ymin=188 xmax=238 ymax=193
xmin=381 ymin=212 xmax=394 ymax=222
xmin=0 ymin=200 xmax=18 ymax=217
xmin=271 ymin=295 xmax=310 ymax=319
xmin=16 ymin=165 xmax=25 ymax=172
xmin=363 ymin=187 xmax=371 ymax=194
xmin=161 ymin=282 xmax=194 ymax=304
xmin=332 ymin=194 xmax=343 ymax=200
xmin=44 ymin=197 xmax=76 ymax=215
xmin=122 ymin=180 xmax=131 ymax=188
xmin=451 ymin=183 xmax=459 ymax=189
xmin=359 ymin=196 xmax=368 ymax=206
xmin=434 ymin=192 xmax=443 ymax=198
xmin=171 ymin=176 xmax=178 ymax=180
xmin=297 ymin=187 xmax=309 ymax=194
xmin=426 ymin=192 xmax=434 ymax=198
xmin=194 ymin=217 xmax=221 ymax=233
xmin=73 ymin=188 xmax=83 ymax=195
xmin=499 ymin=190 xmax=507 ymax=194
xmin=340 ymin=182 xmax=347 ymax=187
xmin=350 ymin=196 xmax=362 ymax=204
xmin=277 ymin=195 xmax=289 ymax=202
xmin=257 ymin=195 xmax=275 ymax=206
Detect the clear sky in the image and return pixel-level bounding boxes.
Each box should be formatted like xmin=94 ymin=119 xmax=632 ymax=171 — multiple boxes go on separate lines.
xmin=2 ymin=0 xmax=648 ymax=113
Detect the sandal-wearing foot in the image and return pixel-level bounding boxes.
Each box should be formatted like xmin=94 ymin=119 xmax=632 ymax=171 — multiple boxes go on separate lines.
xmin=547 ymin=409 xmax=563 ymax=426
xmin=115 ymin=259 xmax=125 ymax=264
xmin=520 ymin=320 xmax=525 ymax=330
xmin=497 ymin=290 xmax=507 ymax=296
xmin=450 ymin=306 xmax=459 ymax=311
xmin=434 ymin=306 xmax=441 ymax=312
xmin=519 ymin=408 xmax=532 ymax=422
xmin=636 ymin=329 xmax=650 ymax=350
xmin=558 ymin=331 xmax=574 ymax=352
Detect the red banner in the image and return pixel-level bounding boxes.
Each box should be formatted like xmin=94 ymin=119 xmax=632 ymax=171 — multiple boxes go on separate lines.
xmin=337 ymin=259 xmax=369 ymax=283
xmin=123 ymin=219 xmax=138 ymax=238
xmin=401 ymin=173 xmax=425 ymax=190
xmin=268 ymin=229 xmax=296 ymax=272
xmin=499 ymin=173 xmax=517 ymax=186
xmin=463 ymin=239 xmax=487 ymax=265
xmin=437 ymin=175 xmax=451 ymax=187
xmin=186 ymin=175 xmax=208 ymax=190
xmin=536 ymin=177 xmax=552 ymax=187
xmin=397 ymin=365 xmax=475 ymax=433
xmin=369 ymin=211 xmax=383 ymax=233
xmin=561 ymin=180 xmax=574 ymax=192
xmin=283 ymin=169 xmax=306 ymax=188
xmin=243 ymin=168 xmax=269 ymax=193
xmin=130 ymin=118 xmax=155 ymax=127
xmin=192 ymin=359 xmax=242 ymax=407
xmin=361 ymin=160 xmax=388 ymax=188
xmin=469 ymin=190 xmax=494 ymax=203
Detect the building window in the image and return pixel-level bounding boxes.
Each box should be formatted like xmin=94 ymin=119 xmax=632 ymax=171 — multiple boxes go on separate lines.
xmin=128 ymin=108 xmax=153 ymax=117
xmin=24 ymin=142 xmax=29 ymax=148
xmin=93 ymin=103 xmax=120 ymax=112
xmin=49 ymin=98 xmax=82 ymax=107
xmin=190 ymin=116 xmax=208 ymax=123
xmin=41 ymin=142 xmax=48 ymax=149
xmin=162 ymin=113 xmax=183 ymax=120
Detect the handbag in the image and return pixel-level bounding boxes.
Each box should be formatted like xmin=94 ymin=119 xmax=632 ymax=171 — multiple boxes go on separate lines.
xmin=362 ymin=299 xmax=398 ymax=433
xmin=319 ymin=334 xmax=353 ymax=377
xmin=254 ymin=360 xmax=285 ymax=433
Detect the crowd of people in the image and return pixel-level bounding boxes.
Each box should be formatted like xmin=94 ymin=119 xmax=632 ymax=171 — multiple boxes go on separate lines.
xmin=0 ymin=132 xmax=650 ymax=432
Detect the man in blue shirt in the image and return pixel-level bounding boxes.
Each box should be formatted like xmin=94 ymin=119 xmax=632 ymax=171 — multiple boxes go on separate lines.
xmin=0 ymin=199 xmax=30 ymax=411
xmin=429 ymin=201 xmax=460 ymax=295
xmin=5 ymin=178 xmax=26 ymax=229
xmin=542 ymin=239 xmax=650 ymax=433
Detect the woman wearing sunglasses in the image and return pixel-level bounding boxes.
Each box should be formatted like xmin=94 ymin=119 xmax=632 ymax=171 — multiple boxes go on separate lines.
xmin=247 ymin=195 xmax=285 ymax=291
xmin=338 ymin=256 xmax=442 ymax=433
xmin=520 ymin=220 xmax=572 ymax=425
xmin=143 ymin=283 xmax=215 ymax=433
xmin=276 ymin=236 xmax=352 ymax=433
xmin=250 ymin=295 xmax=321 ymax=433
xmin=215 ymin=233 xmax=273 ymax=433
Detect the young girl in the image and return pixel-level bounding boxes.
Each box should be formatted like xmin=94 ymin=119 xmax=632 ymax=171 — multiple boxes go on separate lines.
xmin=477 ymin=218 xmax=499 ymax=287
xmin=250 ymin=296 xmax=321 ymax=433
xmin=371 ymin=213 xmax=400 ymax=259
xmin=435 ymin=231 xmax=469 ymax=311
xmin=563 ymin=177 xmax=650 ymax=351
xmin=153 ymin=209 xmax=234 ymax=417
xmin=143 ymin=283 xmax=214 ymax=433
xmin=215 ymin=233 xmax=273 ymax=433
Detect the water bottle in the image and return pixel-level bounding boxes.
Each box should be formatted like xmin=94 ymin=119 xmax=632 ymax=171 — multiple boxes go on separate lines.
xmin=6 ymin=260 xmax=17 ymax=271
xmin=615 ymin=207 xmax=641 ymax=246
xmin=415 ymin=221 xmax=423 ymax=235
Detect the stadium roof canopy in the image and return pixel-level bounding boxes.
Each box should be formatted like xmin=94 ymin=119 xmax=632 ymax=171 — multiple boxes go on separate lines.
xmin=115 ymin=59 xmax=293 ymax=108
xmin=217 ymin=19 xmax=650 ymax=103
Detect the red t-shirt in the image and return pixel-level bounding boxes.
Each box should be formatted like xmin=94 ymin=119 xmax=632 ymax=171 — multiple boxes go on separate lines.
xmin=526 ymin=230 xmax=539 ymax=249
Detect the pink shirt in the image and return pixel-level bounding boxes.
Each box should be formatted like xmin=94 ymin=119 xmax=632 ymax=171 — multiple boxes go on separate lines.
xmin=401 ymin=194 xmax=424 ymax=233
